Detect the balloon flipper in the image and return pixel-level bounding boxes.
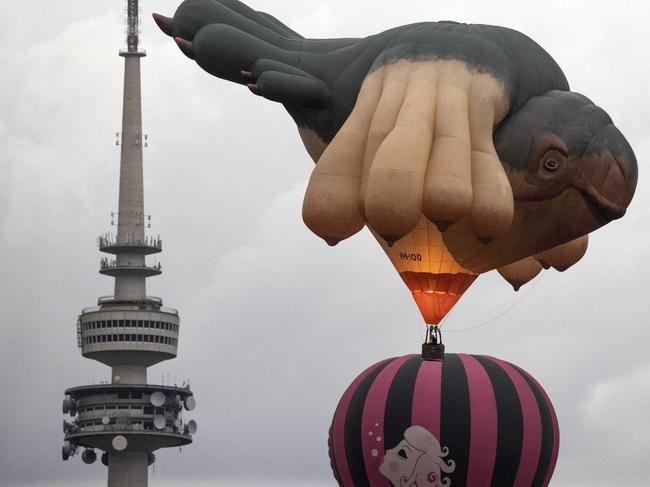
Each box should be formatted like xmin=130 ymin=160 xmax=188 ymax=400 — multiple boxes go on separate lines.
xmin=435 ymin=221 xmax=452 ymax=232
xmin=497 ymin=257 xmax=542 ymax=291
xmin=534 ymin=236 xmax=589 ymax=272
xmin=324 ymin=237 xmax=340 ymax=247
xmin=174 ymin=37 xmax=194 ymax=59
xmin=379 ymin=234 xmax=400 ymax=247
xmin=152 ymin=13 xmax=174 ymax=37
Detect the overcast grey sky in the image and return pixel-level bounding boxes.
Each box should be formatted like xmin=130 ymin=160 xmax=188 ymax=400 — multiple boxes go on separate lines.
xmin=0 ymin=1 xmax=648 ymax=486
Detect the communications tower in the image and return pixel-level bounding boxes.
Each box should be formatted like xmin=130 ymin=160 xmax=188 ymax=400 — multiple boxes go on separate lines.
xmin=61 ymin=2 xmax=197 ymax=485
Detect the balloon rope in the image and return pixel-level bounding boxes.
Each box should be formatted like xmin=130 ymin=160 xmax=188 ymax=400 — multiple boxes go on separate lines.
xmin=443 ymin=273 xmax=546 ymax=333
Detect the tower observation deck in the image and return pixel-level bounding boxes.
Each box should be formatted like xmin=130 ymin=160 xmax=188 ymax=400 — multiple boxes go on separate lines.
xmin=61 ymin=2 xmax=197 ymax=485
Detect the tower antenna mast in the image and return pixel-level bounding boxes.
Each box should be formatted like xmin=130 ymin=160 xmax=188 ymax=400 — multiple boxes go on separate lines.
xmin=126 ymin=0 xmax=141 ymax=53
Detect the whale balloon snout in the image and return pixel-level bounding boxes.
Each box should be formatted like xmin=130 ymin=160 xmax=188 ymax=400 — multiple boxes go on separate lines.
xmin=579 ymin=124 xmax=638 ymax=223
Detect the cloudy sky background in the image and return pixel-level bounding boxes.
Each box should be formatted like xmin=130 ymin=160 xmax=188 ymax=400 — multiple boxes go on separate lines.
xmin=0 ymin=1 xmax=648 ymax=486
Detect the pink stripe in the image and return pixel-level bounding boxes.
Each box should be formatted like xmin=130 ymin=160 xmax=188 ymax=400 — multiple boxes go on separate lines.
xmin=332 ymin=359 xmax=391 ymax=487
xmin=486 ymin=356 xmax=542 ymax=487
xmin=545 ymin=400 xmax=560 ymax=487
xmin=459 ymin=354 xmax=498 ymax=487
xmin=411 ymin=359 xmax=442 ymax=438
xmin=362 ymin=355 xmax=414 ymax=487
xmin=516 ymin=366 xmax=560 ymax=486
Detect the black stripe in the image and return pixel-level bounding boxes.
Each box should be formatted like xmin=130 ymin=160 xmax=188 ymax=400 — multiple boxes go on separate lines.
xmin=383 ymin=356 xmax=423 ymax=450
xmin=440 ymin=353 xmax=470 ymax=486
xmin=474 ymin=355 xmax=523 ymax=487
xmin=344 ymin=359 xmax=393 ymax=487
xmin=513 ymin=365 xmax=555 ymax=487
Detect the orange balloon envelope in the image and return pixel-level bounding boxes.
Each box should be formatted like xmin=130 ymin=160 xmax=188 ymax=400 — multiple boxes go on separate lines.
xmin=374 ymin=216 xmax=477 ymax=325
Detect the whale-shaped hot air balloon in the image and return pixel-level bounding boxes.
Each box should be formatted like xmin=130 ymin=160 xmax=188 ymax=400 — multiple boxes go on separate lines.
xmin=154 ymin=0 xmax=637 ymax=322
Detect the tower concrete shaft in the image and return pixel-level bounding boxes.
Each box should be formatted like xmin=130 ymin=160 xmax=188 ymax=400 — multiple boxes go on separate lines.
xmin=116 ymin=34 xmax=147 ymax=300
xmin=62 ymin=2 xmax=196 ymax=485
xmin=108 ymin=452 xmax=148 ymax=487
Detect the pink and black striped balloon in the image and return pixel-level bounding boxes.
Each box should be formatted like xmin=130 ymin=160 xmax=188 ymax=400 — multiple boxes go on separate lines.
xmin=329 ymin=354 xmax=559 ymax=487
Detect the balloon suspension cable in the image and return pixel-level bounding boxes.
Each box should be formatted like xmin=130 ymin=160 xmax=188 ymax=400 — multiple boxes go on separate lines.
xmin=421 ymin=325 xmax=445 ymax=361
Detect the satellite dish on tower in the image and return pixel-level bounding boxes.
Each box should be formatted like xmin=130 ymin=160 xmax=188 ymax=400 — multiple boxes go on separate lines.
xmin=153 ymin=414 xmax=166 ymax=430
xmin=62 ymin=441 xmax=73 ymax=461
xmin=101 ymin=416 xmax=111 ymax=425
xmin=62 ymin=396 xmax=77 ymax=416
xmin=112 ymin=435 xmax=128 ymax=451
xmin=101 ymin=453 xmax=109 ymax=466
xmin=183 ymin=396 xmax=196 ymax=411
xmin=186 ymin=420 xmax=197 ymax=435
xmin=150 ymin=391 xmax=165 ymax=407
xmin=82 ymin=449 xmax=97 ymax=465
xmin=63 ymin=420 xmax=75 ymax=434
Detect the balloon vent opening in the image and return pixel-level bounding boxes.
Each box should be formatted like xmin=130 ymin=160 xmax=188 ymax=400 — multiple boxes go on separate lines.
xmin=422 ymin=325 xmax=445 ymax=361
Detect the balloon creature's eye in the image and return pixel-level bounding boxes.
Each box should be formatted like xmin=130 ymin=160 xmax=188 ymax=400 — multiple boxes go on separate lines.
xmin=398 ymin=448 xmax=408 ymax=459
xmin=540 ymin=149 xmax=565 ymax=175
xmin=544 ymin=159 xmax=560 ymax=171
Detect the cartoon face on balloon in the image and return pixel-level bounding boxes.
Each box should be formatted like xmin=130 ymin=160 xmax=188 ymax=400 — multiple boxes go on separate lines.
xmin=379 ymin=426 xmax=455 ymax=487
